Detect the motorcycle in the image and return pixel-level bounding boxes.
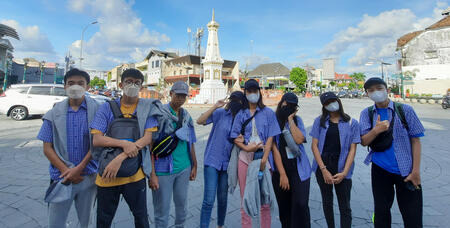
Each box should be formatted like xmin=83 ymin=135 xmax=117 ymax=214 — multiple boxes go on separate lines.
xmin=442 ymin=95 xmax=450 ymax=109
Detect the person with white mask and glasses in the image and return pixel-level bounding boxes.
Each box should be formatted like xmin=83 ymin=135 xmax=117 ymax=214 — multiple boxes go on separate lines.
xmin=37 ymin=69 xmax=101 ymax=228
xmin=309 ymin=92 xmax=360 ymax=228
xmin=359 ymin=78 xmax=425 ymax=228
xmin=90 ymin=68 xmax=158 ymax=228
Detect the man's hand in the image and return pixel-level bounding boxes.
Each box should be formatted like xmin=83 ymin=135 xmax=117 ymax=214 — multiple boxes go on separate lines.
xmin=190 ymin=165 xmax=197 ymax=181
xmin=321 ymin=169 xmax=334 ymax=185
xmin=288 ymin=109 xmax=298 ymax=121
xmin=279 ymin=173 xmax=290 ymax=191
xmin=332 ymin=173 xmax=346 ymax=184
xmin=246 ymin=142 xmax=263 ymax=152
xmin=148 ymin=172 xmax=159 ymax=190
xmin=122 ymin=141 xmax=139 ymax=158
xmin=214 ymin=99 xmax=226 ymax=109
xmin=101 ymin=154 xmax=125 ymax=181
xmin=60 ymin=166 xmax=84 ymax=184
xmin=235 ymin=134 xmax=244 ymax=144
xmin=374 ymin=115 xmax=390 ymax=134
xmin=404 ymin=171 xmax=421 ymax=188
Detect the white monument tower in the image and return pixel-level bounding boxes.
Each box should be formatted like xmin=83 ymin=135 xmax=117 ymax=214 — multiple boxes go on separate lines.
xmin=194 ymin=9 xmax=227 ymax=104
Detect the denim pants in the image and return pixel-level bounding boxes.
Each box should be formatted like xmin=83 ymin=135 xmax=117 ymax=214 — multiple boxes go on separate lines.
xmin=200 ymin=165 xmax=229 ymax=228
xmin=152 ymin=166 xmax=191 ymax=228
xmin=48 ymin=174 xmax=96 ymax=228
xmin=97 ymin=178 xmax=149 ymax=228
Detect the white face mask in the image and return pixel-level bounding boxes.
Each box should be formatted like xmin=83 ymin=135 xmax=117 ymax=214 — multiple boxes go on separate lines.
xmin=66 ymin=85 xmax=85 ymax=99
xmin=246 ymin=93 xmax=260 ymax=104
xmin=369 ymin=90 xmax=388 ymax=103
xmin=123 ymin=84 xmax=140 ymax=97
xmin=325 ymin=101 xmax=340 ymax=112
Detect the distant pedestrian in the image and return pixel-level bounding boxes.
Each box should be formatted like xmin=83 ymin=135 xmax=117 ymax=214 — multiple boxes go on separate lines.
xmin=90 ymin=68 xmax=157 ymax=228
xmin=360 ymin=78 xmax=425 ymax=228
xmin=229 ymin=79 xmax=280 ymax=228
xmin=149 ymin=81 xmax=198 ymax=228
xmin=197 ymin=91 xmax=245 ymax=228
xmin=310 ymin=92 xmax=360 ymax=228
xmin=270 ymin=92 xmax=312 ymax=228
xmin=37 ymin=69 xmax=101 ymax=228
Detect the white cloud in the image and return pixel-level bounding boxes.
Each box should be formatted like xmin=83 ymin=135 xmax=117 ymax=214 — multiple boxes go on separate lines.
xmin=322 ymin=1 xmax=449 ymax=71
xmin=1 ymin=19 xmax=56 ymax=61
xmin=66 ymin=0 xmax=171 ymax=70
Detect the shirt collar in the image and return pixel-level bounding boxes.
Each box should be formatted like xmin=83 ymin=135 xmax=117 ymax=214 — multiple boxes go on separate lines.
xmin=67 ymin=99 xmax=87 ymax=112
xmin=372 ymin=99 xmax=394 ymax=111
xmin=323 ymin=114 xmax=346 ymax=123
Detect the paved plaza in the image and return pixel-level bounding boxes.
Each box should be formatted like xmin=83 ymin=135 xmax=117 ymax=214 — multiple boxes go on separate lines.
xmin=0 ymin=97 xmax=449 ymax=228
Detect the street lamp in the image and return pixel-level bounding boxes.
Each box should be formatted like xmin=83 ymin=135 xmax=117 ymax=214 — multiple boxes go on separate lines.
xmin=365 ymin=59 xmax=392 ymax=81
xmin=79 ymin=21 xmax=98 ymax=69
xmin=2 ymin=59 xmax=11 ymax=92
xmin=40 ymin=61 xmax=46 ymax=84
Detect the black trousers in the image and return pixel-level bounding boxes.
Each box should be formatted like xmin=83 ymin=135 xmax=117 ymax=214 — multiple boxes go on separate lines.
xmin=371 ymin=163 xmax=423 ymax=228
xmin=97 ymin=178 xmax=149 ymax=228
xmin=272 ymin=171 xmax=311 ymax=228
xmin=316 ymin=170 xmax=352 ymax=228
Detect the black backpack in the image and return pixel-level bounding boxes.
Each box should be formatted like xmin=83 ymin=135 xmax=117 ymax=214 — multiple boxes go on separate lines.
xmin=367 ymin=102 xmax=409 ymax=152
xmin=98 ymin=99 xmax=142 ymax=177
xmin=152 ymin=108 xmax=184 ymax=159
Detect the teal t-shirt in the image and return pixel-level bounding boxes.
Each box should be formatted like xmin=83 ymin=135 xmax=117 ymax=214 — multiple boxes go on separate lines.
xmin=156 ymin=106 xmax=190 ymax=176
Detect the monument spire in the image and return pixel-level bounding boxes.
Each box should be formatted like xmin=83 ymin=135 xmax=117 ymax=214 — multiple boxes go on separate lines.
xmin=212 ymin=8 xmax=215 ymax=21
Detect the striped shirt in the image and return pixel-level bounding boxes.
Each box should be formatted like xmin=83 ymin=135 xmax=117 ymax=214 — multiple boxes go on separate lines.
xmin=37 ymin=100 xmax=98 ymax=180
xmin=359 ymin=101 xmax=425 ymax=177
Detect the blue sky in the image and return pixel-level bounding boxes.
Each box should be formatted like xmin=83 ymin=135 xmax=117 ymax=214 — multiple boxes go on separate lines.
xmin=1 ymin=0 xmax=449 ymax=76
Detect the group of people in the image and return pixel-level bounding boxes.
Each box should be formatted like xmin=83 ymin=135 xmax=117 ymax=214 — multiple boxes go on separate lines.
xmin=38 ymin=67 xmax=425 ymax=228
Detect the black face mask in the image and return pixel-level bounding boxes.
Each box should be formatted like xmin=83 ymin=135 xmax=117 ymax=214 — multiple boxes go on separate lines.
xmin=279 ymin=105 xmax=297 ymax=119
xmin=229 ymin=101 xmax=243 ymax=117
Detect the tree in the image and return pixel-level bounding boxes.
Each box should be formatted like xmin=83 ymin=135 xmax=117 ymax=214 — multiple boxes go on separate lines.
xmin=90 ymin=77 xmax=106 ymax=89
xmin=329 ymin=81 xmax=336 ymax=86
xmin=350 ymin=72 xmax=366 ymax=82
xmin=289 ymin=67 xmax=308 ymax=93
xmin=348 ymin=82 xmax=357 ymax=90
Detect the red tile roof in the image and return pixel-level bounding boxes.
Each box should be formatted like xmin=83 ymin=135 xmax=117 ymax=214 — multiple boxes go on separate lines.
xmin=334 ymin=73 xmax=352 ymax=80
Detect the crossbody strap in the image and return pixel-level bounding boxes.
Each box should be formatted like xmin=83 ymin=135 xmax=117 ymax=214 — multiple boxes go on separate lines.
xmin=240 ymin=110 xmax=259 ymax=136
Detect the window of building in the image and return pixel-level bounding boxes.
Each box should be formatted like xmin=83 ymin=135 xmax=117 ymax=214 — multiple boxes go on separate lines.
xmin=174 ymin=71 xmax=176 ymax=76
xmin=424 ymin=50 xmax=438 ymax=59
xmin=155 ymin=60 xmax=159 ymax=68
xmin=152 ymin=61 xmax=155 ymax=68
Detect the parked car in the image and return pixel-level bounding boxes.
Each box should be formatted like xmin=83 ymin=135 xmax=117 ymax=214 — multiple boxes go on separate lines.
xmin=0 ymin=84 xmax=67 ymax=120
xmin=349 ymin=90 xmax=362 ymax=98
xmin=337 ymin=91 xmax=349 ymax=98
xmin=0 ymin=84 xmax=110 ymax=121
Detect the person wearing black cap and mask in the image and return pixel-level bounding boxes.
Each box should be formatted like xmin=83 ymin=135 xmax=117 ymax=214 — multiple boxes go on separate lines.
xmin=309 ymin=92 xmax=361 ymax=228
xmin=229 ymin=79 xmax=281 ymax=228
xmin=196 ymin=91 xmax=245 ymax=228
xmin=269 ymin=92 xmax=312 ymax=228
xmin=360 ymin=78 xmax=425 ymax=228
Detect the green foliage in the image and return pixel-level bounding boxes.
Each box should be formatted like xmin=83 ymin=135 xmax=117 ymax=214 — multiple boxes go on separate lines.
xmin=89 ymin=77 xmax=106 ymax=89
xmin=321 ymin=84 xmax=327 ymax=88
xmin=289 ymin=67 xmax=308 ymax=92
xmin=348 ymin=82 xmax=357 ymax=90
xmin=350 ymin=72 xmax=366 ymax=82
xmin=316 ymin=81 xmax=322 ymax=87
xmin=337 ymin=83 xmax=346 ymax=88
xmin=329 ymin=81 xmax=336 ymax=86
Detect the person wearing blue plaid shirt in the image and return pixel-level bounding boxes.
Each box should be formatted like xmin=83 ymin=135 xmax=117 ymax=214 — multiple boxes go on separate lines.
xmin=360 ymin=78 xmax=425 ymax=228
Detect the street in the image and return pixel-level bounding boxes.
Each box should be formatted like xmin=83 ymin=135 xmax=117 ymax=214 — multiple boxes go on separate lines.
xmin=0 ymin=97 xmax=449 ymax=228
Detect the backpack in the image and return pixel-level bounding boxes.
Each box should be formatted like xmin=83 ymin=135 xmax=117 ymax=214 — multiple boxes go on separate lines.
xmin=152 ymin=108 xmax=184 ymax=159
xmin=98 ymin=99 xmax=142 ymax=177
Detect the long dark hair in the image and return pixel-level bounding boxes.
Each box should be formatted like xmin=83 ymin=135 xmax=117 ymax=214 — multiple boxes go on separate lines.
xmin=243 ymin=89 xmax=265 ymax=109
xmin=320 ymin=98 xmax=351 ymax=128
xmin=275 ymin=99 xmax=298 ymax=130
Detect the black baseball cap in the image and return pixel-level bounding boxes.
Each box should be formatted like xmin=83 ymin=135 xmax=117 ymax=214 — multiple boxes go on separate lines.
xmin=282 ymin=92 xmax=298 ymax=106
xmin=229 ymin=91 xmax=245 ymax=100
xmin=320 ymin=92 xmax=338 ymax=105
xmin=364 ymin=77 xmax=387 ymax=90
xmin=244 ymin=79 xmax=260 ymax=90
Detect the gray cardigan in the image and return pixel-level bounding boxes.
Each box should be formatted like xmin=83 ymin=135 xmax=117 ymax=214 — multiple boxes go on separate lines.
xmin=42 ymin=96 xmax=101 ymax=168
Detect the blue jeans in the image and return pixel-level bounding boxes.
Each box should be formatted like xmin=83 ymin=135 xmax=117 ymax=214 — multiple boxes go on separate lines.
xmin=200 ymin=165 xmax=229 ymax=228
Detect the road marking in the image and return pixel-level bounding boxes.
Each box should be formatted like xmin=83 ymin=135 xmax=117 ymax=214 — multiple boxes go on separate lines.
xmin=421 ymin=121 xmax=446 ymax=131
xmin=15 ymin=140 xmax=41 ymax=148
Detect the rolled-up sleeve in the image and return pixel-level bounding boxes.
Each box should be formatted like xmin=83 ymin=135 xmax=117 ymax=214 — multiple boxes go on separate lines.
xmin=267 ymin=109 xmax=281 ymax=137
xmin=90 ymin=102 xmax=111 ymax=134
xmin=403 ymin=105 xmax=425 ymax=137
xmin=37 ymin=119 xmax=53 ymax=143
xmin=309 ymin=117 xmax=321 ymax=139
xmin=351 ymin=119 xmax=361 ymax=144
xmin=359 ymin=108 xmax=372 ymax=136
xmin=230 ymin=111 xmax=244 ymax=139
xmin=145 ymin=116 xmax=159 ymax=132
xmin=296 ymin=116 xmax=307 ymax=137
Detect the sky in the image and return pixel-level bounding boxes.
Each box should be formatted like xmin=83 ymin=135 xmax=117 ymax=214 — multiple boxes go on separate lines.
xmin=1 ymin=0 xmax=449 ymax=77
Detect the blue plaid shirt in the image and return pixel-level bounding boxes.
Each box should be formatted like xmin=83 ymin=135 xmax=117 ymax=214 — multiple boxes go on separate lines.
xmin=360 ymin=101 xmax=425 ymax=177
xmin=37 ymin=100 xmax=98 ymax=180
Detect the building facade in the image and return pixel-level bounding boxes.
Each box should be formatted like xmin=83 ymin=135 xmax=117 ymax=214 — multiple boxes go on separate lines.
xmin=247 ymin=62 xmax=291 ymax=89
xmin=397 ymin=14 xmax=450 ymax=95
xmin=145 ymin=50 xmax=178 ymax=86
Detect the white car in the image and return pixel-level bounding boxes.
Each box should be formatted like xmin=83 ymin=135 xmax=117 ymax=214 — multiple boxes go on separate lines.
xmin=0 ymin=84 xmax=66 ymax=120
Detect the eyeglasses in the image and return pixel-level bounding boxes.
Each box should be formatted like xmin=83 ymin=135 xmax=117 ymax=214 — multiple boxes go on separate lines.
xmin=123 ymin=80 xmax=142 ymax=86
